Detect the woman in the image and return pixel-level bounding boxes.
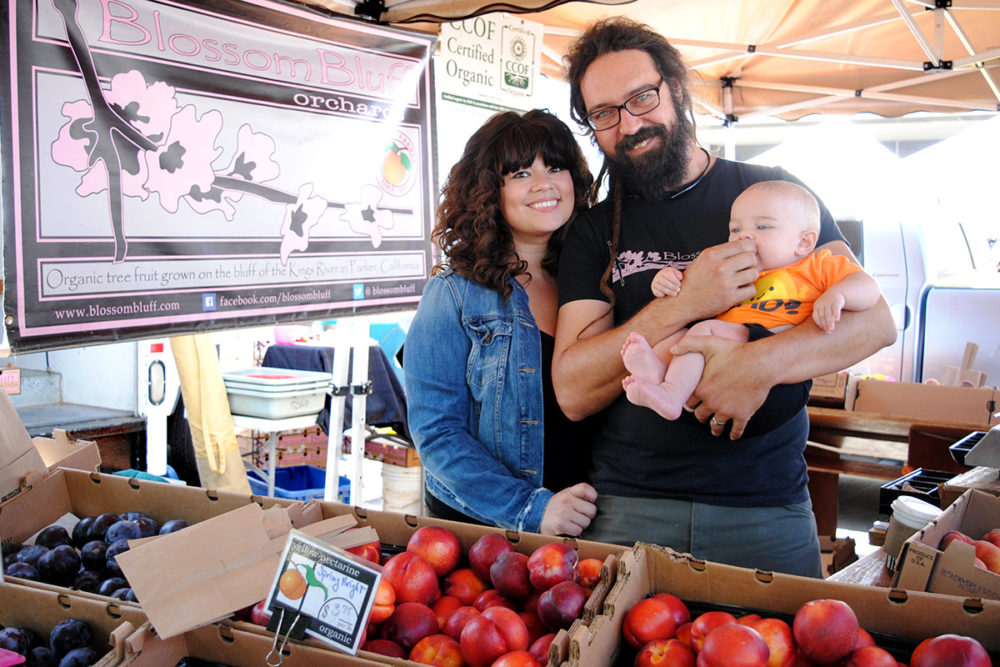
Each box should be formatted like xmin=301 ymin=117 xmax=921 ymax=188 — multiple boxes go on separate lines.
xmin=404 ymin=109 xmax=597 ymax=535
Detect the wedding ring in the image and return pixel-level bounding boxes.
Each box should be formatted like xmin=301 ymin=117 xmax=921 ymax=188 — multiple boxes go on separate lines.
xmin=710 ymin=416 xmax=724 ymax=427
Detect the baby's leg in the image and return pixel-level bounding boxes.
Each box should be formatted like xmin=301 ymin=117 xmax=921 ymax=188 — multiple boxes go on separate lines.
xmin=623 ymin=374 xmax=686 ymax=420
xmin=627 ymin=320 xmax=750 ymax=420
xmin=621 ymin=332 xmax=664 ymax=382
xmin=621 ymin=329 xmax=686 ymax=383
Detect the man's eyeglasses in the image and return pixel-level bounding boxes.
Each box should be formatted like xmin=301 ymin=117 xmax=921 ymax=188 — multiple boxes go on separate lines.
xmin=583 ymin=79 xmax=664 ymax=132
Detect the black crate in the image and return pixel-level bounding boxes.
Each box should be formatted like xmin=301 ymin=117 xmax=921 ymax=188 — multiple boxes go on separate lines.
xmin=949 ymin=431 xmax=987 ymax=467
xmin=878 ymin=468 xmax=954 ymax=516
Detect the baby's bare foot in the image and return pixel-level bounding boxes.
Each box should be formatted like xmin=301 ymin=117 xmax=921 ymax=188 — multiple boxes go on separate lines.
xmin=621 ymin=332 xmax=666 ymax=382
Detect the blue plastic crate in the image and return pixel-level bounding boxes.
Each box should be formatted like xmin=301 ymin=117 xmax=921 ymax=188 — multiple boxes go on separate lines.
xmin=247 ymin=465 xmax=349 ymax=503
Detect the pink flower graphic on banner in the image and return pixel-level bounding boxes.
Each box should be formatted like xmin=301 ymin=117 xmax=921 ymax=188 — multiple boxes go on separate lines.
xmin=280 ymin=184 xmax=328 ymax=263
xmin=48 ymin=0 xmax=411 ymax=264
xmin=144 ymin=106 xmax=223 ymax=213
xmin=187 ymin=124 xmax=281 ymax=220
xmin=340 ymin=184 xmax=395 ymax=248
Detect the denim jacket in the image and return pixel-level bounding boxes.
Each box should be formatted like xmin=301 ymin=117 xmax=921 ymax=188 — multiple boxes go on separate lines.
xmin=404 ymin=269 xmax=553 ymax=533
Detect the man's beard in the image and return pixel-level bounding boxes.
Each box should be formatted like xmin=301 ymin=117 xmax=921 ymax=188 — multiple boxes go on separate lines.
xmin=606 ymin=112 xmax=694 ymax=201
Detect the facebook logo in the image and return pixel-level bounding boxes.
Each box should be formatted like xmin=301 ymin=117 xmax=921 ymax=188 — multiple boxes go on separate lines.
xmin=352 ymin=284 xmax=365 ymax=300
xmin=202 ymin=293 xmax=216 ymax=311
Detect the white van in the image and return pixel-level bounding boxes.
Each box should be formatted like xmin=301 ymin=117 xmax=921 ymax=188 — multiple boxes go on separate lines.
xmin=849 ymin=215 xmax=999 ymax=387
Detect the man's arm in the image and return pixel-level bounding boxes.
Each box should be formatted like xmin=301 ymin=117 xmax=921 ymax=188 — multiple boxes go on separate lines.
xmin=813 ymin=270 xmax=882 ymax=333
xmin=552 ymin=239 xmax=759 ymax=421
xmin=673 ymin=240 xmax=897 ymax=438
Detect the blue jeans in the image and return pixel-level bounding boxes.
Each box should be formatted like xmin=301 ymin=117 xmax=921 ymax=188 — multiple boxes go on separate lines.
xmin=582 ymin=495 xmax=823 ymax=578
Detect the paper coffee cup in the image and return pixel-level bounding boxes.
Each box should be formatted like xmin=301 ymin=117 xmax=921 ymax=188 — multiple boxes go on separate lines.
xmin=884 ymin=495 xmax=942 ymax=572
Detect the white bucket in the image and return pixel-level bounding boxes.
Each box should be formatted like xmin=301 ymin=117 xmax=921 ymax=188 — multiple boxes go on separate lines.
xmin=382 ymin=464 xmax=423 ymax=515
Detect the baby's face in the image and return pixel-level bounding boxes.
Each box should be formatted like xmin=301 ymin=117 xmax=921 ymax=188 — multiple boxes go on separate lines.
xmin=729 ymin=188 xmax=812 ymax=271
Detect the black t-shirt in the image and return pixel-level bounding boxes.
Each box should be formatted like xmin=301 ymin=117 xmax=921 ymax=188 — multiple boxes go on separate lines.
xmin=541 ymin=331 xmax=592 ymax=491
xmin=557 ymin=158 xmax=844 ymax=507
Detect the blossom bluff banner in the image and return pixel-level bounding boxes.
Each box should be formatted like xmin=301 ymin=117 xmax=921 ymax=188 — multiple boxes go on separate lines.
xmin=1 ymin=0 xmax=436 ymax=352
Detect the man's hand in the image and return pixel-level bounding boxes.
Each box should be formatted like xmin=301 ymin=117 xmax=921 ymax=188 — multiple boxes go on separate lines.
xmin=539 ymin=483 xmax=598 ymax=536
xmin=672 ymin=239 xmax=759 ymax=319
xmin=670 ymin=334 xmax=767 ymax=440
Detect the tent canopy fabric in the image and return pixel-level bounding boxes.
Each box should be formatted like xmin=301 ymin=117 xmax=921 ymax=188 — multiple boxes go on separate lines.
xmin=290 ymin=0 xmax=1000 ymax=121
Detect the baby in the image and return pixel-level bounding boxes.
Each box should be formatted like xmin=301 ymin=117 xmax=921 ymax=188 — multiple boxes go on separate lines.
xmin=621 ymin=180 xmax=881 ymax=423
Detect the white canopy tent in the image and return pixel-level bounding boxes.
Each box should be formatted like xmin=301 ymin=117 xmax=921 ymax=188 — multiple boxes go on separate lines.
xmin=289 ymin=0 xmax=1000 ymax=122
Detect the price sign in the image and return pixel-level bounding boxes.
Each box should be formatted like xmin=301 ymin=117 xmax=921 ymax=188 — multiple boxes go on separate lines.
xmin=265 ymin=530 xmax=382 ymax=655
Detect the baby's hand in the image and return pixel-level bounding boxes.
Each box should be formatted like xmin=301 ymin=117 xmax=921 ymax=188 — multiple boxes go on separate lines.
xmin=813 ymin=291 xmax=846 ymax=333
xmin=651 ymin=267 xmax=683 ymax=298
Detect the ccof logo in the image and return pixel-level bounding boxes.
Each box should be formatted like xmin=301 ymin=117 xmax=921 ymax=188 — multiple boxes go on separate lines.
xmin=377 ymin=131 xmax=417 ymax=196
xmin=510 ymin=36 xmax=526 ymax=59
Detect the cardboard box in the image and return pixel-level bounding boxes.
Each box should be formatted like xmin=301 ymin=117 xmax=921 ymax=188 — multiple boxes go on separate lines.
xmin=222 ymin=502 xmax=625 ymax=666
xmin=0 ymin=391 xmax=101 ymax=504
xmin=820 ymin=535 xmax=858 ymax=576
xmin=851 ymin=379 xmax=999 ymax=427
xmin=0 ymin=580 xmax=148 ymax=666
xmin=1 ymin=389 xmax=102 ymax=504
xmin=567 ymin=542 xmax=1000 ymax=665
xmin=808 ymin=371 xmax=853 ymax=408
xmin=0 ymin=467 xmax=303 ymax=607
xmin=118 ymin=621 xmax=386 ymax=666
xmin=343 ymin=433 xmax=421 ymax=467
xmin=893 ymin=489 xmax=1000 ymax=600
xmin=33 ymin=429 xmax=102 ymax=473
xmin=940 ymin=466 xmax=1000 ymax=508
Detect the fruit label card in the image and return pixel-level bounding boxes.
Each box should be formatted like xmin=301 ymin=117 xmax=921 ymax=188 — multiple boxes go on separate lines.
xmin=265 ymin=529 xmax=382 ymax=655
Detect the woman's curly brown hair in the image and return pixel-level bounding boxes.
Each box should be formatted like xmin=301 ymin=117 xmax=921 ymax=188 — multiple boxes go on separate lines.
xmin=433 ymin=109 xmax=594 ymax=298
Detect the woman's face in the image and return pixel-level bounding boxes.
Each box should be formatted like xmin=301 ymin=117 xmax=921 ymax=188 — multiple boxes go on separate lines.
xmin=500 ymin=154 xmax=576 ymax=246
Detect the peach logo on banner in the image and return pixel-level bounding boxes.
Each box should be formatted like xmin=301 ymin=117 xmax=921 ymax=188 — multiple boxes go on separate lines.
xmin=378 ymin=130 xmax=417 ymax=196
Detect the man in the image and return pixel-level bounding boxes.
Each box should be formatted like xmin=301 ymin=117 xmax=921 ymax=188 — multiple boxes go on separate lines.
xmin=552 ymin=17 xmax=896 ymax=576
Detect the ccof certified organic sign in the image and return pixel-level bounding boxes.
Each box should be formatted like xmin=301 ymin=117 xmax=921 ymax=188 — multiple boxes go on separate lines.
xmin=500 ymin=20 xmax=536 ymax=96
xmin=265 ymin=530 xmax=381 ymax=655
xmin=438 ymin=13 xmax=542 ymax=111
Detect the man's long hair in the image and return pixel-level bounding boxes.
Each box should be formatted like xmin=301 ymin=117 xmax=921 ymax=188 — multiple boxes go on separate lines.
xmin=433 ymin=109 xmax=595 ymax=298
xmin=564 ymin=18 xmax=698 ymax=314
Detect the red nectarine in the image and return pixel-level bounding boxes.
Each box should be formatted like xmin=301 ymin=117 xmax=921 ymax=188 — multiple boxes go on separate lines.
xmin=432 ymin=595 xmax=463 ymax=631
xmin=536 ymin=580 xmax=587 ymax=631
xmin=491 ymin=551 xmax=533 ymax=600
xmin=689 ymin=611 xmax=736 ymax=653
xmin=444 ymin=567 xmax=489 ymax=605
xmin=369 ymin=578 xmax=396 ymax=624
xmin=468 ymin=532 xmax=516 ymax=581
xmin=491 ymin=649 xmax=542 ymax=667
xmin=578 ymin=557 xmax=603 ymax=595
xmin=409 ymin=633 xmax=464 ymax=667
xmin=792 ymin=599 xmax=859 ymax=665
xmin=382 ymin=551 xmax=441 ymax=606
xmin=528 ymin=633 xmax=556 ymax=665
xmin=910 ymin=633 xmax=991 ymax=667
xmin=651 ymin=592 xmax=691 ymax=628
xmin=751 ymin=617 xmax=795 ymax=667
xmin=381 ymin=601 xmax=439 ymax=652
xmin=407 ymin=526 xmax=463 ymax=577
xmin=698 ymin=623 xmax=769 ymax=667
xmin=622 ymin=596 xmax=678 ymax=649
xmin=459 ymin=606 xmax=527 ymax=667
xmin=443 ymin=605 xmax=481 ymax=641
xmin=526 ymin=542 xmax=578 ymax=591
xmin=634 ymin=637 xmax=696 ymax=667
xmin=845 ymin=645 xmax=897 ymax=667
xmin=362 ymin=637 xmax=407 ymax=658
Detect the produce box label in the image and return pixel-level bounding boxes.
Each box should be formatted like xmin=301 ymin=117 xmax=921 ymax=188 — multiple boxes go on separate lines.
xmin=265 ymin=530 xmax=381 ymax=655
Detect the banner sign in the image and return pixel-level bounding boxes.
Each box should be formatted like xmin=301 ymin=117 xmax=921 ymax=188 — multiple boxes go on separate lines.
xmin=438 ymin=13 xmax=543 ymax=113
xmin=1 ymin=0 xmax=436 ymax=352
